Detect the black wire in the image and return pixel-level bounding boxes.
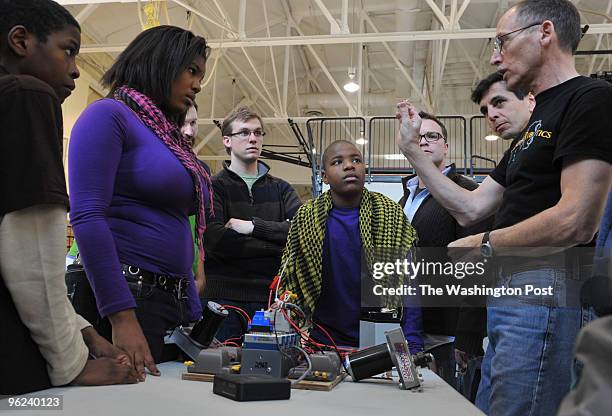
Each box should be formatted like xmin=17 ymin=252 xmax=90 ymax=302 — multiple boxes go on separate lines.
xmin=237 ymin=311 xmax=249 ymax=336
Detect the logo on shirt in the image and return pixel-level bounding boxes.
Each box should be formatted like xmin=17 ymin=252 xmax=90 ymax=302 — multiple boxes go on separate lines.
xmin=510 ymin=120 xmax=553 ymax=163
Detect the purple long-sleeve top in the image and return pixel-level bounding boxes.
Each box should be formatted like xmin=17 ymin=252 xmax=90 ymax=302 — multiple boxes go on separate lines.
xmin=68 ymin=98 xmax=203 ymax=321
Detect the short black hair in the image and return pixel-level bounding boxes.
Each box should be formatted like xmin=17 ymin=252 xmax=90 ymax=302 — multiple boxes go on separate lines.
xmin=102 ymin=25 xmax=208 ymax=122
xmin=514 ymin=0 xmax=581 ymax=54
xmin=471 ymin=72 xmax=527 ymax=104
xmin=418 ymin=111 xmax=448 ymax=141
xmin=0 ymin=0 xmax=79 ymax=44
xmin=322 ymin=140 xmax=362 ymax=168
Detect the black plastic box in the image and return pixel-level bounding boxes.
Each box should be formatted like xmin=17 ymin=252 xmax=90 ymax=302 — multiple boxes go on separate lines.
xmin=212 ymin=373 xmax=291 ymax=402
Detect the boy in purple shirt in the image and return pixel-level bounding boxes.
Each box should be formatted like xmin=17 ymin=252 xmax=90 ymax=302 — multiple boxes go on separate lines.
xmin=280 ymin=141 xmax=423 ymax=352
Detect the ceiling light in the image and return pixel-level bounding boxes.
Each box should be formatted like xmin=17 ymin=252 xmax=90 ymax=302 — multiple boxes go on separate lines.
xmin=343 ymin=68 xmax=360 ymax=93
xmin=484 ymin=135 xmax=500 ymax=141
xmin=356 ymin=138 xmax=368 ymax=145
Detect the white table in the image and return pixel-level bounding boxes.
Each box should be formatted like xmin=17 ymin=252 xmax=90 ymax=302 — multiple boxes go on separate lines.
xmin=1 ymin=362 xmax=483 ymax=416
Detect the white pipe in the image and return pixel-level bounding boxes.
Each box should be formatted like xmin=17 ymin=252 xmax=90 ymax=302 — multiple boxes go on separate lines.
xmin=298 ymin=93 xmax=395 ymax=109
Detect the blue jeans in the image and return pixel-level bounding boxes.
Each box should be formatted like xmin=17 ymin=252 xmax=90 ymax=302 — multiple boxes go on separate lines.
xmin=475 ymin=268 xmax=593 ymax=416
xmin=201 ymin=298 xmax=266 ymax=342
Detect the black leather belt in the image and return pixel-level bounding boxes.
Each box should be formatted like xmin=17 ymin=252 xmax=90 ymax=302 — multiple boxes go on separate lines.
xmin=121 ymin=264 xmax=189 ymax=299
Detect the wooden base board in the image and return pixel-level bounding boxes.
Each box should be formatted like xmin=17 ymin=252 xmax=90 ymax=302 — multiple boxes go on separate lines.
xmin=290 ymin=372 xmax=347 ymax=391
xmin=181 ymin=371 xmax=346 ymax=391
xmin=182 ymin=372 xmax=214 ymax=382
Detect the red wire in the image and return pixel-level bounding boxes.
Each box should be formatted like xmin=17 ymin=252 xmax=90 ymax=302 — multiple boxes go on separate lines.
xmin=224 ymin=336 xmax=243 ymax=345
xmin=311 ymin=321 xmax=341 ymax=351
xmin=221 ymin=305 xmax=252 ymax=323
xmin=267 ymin=289 xmax=273 ymax=309
xmin=223 ymin=341 xmax=240 ymax=347
xmin=279 ymin=308 xmax=356 ymax=355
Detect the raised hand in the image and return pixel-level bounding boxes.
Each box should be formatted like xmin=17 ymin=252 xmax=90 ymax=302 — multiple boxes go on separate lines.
xmin=395 ymin=100 xmax=422 ymax=156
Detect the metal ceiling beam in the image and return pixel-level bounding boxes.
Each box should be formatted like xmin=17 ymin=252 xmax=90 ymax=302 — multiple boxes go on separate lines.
xmin=587 ymin=0 xmax=612 ymax=74
xmin=198 ymin=117 xmax=313 ymax=125
xmin=208 ymin=0 xmax=235 ymax=31
xmin=282 ymin=24 xmax=291 ymax=115
xmin=357 ymin=14 xmax=364 ymax=115
xmin=455 ymin=0 xmax=472 ymax=27
xmin=302 ymin=40 xmax=357 ymax=115
xmin=472 ymin=0 xmax=505 ymax=86
xmin=282 ymin=0 xmax=356 ymax=115
xmin=457 ymin=40 xmax=483 ymax=79
xmin=224 ymin=53 xmax=280 ymax=114
xmin=362 ymin=12 xmax=433 ymax=113
xmin=238 ymin=0 xmax=246 ymax=38
xmin=238 ymin=47 xmax=279 ymax=111
xmin=78 ymin=23 xmax=612 ymax=53
xmin=262 ymin=0 xmax=284 ymax=115
xmin=425 ymin=0 xmax=450 ymax=30
xmin=291 ymin=47 xmax=301 ymax=114
xmin=341 ymin=0 xmax=350 ymax=33
xmin=75 ymin=4 xmax=99 ymax=23
xmin=170 ymin=0 xmax=236 ymax=34
xmin=312 ymin=0 xmax=343 ymax=34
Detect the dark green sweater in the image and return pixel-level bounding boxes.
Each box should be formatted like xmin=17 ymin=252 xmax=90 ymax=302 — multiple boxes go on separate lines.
xmin=204 ymin=161 xmax=301 ymax=302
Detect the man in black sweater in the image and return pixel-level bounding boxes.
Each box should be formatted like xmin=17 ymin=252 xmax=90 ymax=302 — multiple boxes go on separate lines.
xmin=203 ymin=107 xmax=301 ymax=341
xmin=399 ymin=112 xmax=492 ymax=391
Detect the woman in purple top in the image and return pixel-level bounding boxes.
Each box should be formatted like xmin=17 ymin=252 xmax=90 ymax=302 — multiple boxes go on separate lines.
xmin=68 ymin=26 xmax=212 ymax=380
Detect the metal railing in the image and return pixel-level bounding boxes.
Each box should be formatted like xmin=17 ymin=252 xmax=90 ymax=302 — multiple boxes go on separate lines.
xmin=367 ymin=116 xmax=468 ymax=175
xmin=286 ymin=115 xmax=511 ymax=197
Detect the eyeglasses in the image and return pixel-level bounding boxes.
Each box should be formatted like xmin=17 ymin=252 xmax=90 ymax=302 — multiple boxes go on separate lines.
xmin=227 ymin=129 xmax=266 ymax=139
xmin=494 ymin=22 xmax=542 ymax=54
xmin=419 ymin=132 xmax=446 ymax=143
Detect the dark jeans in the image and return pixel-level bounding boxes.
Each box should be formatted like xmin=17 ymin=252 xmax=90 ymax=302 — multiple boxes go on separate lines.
xmin=201 ymin=298 xmax=265 ymax=342
xmin=0 ymin=275 xmax=52 ymax=395
xmin=67 ymin=268 xmax=189 ymax=363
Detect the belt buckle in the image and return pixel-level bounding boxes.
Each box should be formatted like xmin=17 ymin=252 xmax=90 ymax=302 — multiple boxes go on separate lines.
xmin=177 ymin=278 xmax=188 ymax=300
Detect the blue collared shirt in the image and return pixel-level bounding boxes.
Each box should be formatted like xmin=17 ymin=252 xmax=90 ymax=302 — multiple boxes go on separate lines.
xmin=403 ymin=166 xmax=452 ymax=222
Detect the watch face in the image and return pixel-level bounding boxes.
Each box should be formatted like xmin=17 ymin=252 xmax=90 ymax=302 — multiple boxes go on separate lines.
xmin=481 ymin=243 xmax=493 ymax=257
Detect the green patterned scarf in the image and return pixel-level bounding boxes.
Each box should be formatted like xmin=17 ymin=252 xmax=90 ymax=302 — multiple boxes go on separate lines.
xmin=279 ymin=189 xmax=418 ymax=316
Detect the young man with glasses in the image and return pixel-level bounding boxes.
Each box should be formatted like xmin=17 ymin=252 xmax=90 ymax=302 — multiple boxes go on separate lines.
xmin=398 ymin=112 xmax=490 ymax=394
xmin=202 ymin=107 xmax=301 ymax=341
xmin=396 ymin=1 xmax=612 ymax=414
